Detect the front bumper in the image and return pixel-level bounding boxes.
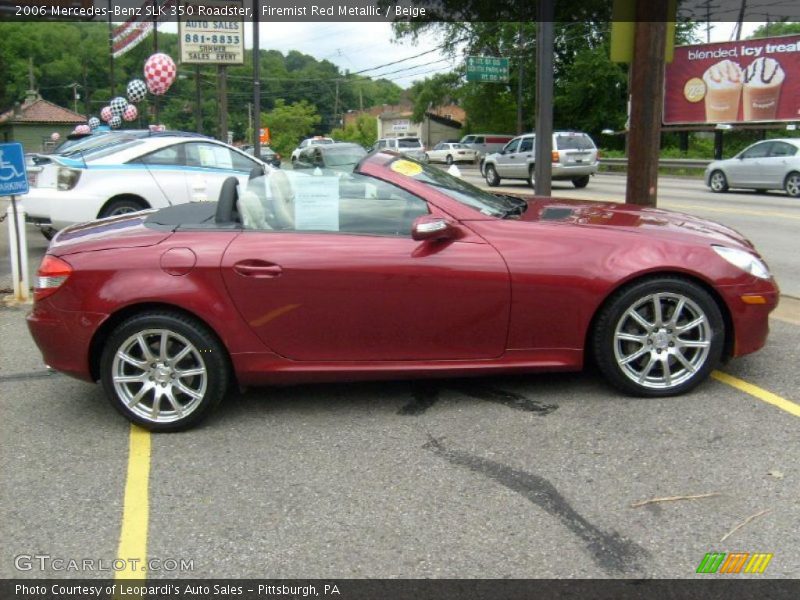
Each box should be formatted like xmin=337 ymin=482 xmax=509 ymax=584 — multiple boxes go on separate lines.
xmin=719 ymin=279 xmax=780 ymax=358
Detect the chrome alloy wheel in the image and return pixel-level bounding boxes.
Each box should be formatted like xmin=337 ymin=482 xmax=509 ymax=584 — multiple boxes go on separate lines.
xmin=709 ymin=171 xmax=727 ymax=192
xmin=785 ymin=173 xmax=800 ymax=197
xmin=111 ymin=329 xmax=208 ymax=424
xmin=613 ymin=293 xmax=712 ymax=390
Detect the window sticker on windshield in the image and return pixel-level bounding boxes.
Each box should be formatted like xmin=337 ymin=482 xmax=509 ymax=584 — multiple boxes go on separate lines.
xmin=390 ymin=159 xmax=423 ymax=177
xmin=293 ymin=175 xmax=340 ymax=231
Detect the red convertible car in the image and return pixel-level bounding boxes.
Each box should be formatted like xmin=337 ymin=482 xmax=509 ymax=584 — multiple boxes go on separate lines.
xmin=27 ymin=151 xmax=779 ymax=431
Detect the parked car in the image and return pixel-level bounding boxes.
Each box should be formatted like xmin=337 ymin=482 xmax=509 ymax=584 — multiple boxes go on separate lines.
xmin=373 ymin=136 xmax=426 ymax=161
xmin=22 ymin=135 xmax=268 ymax=234
xmin=425 ymin=142 xmax=478 ymax=165
xmin=290 ymin=136 xmax=334 ymax=163
xmin=241 ymin=144 xmax=282 ymax=168
xmin=293 ymin=142 xmax=367 ymax=172
xmin=482 ymin=131 xmax=599 ymax=189
xmin=27 ymin=150 xmax=778 ymax=431
xmin=459 ymin=134 xmax=515 ymax=160
xmin=705 ymin=139 xmax=800 ymax=197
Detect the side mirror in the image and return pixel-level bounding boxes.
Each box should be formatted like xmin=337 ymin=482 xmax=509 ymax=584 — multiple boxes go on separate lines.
xmin=412 ymin=216 xmax=456 ymax=242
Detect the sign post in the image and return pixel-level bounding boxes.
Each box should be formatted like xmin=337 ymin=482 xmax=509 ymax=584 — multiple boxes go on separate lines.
xmin=0 ymin=142 xmax=31 ymax=303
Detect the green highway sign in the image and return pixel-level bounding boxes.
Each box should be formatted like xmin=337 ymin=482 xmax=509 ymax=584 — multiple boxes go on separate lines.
xmin=466 ymin=56 xmax=510 ymax=83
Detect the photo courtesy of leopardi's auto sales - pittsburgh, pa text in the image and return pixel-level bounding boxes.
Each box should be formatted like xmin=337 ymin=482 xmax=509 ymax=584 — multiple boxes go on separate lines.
xmin=664 ymin=34 xmax=800 ymax=124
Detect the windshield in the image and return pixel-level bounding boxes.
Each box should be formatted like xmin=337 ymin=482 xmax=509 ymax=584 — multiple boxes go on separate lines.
xmin=325 ymin=147 xmax=367 ymax=167
xmin=398 ymin=138 xmax=422 ymax=148
xmin=390 ymin=157 xmax=521 ymax=218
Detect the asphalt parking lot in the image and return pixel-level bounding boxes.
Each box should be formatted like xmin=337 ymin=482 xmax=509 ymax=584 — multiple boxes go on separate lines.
xmin=2 ymin=175 xmax=799 ymax=582
xmin=1 ymin=296 xmax=799 ymax=579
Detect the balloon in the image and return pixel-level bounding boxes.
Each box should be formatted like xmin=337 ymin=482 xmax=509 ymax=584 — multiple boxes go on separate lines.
xmin=144 ymin=53 xmax=177 ymax=96
xmin=100 ymin=106 xmax=113 ymax=122
xmin=109 ymin=115 xmax=122 ymax=129
xmin=127 ymin=78 xmax=147 ymax=103
xmin=110 ymin=96 xmax=128 ymax=116
xmin=122 ymin=104 xmax=138 ymax=122
xmin=88 ymin=117 xmax=101 ymax=130
xmin=75 ymin=124 xmax=91 ymax=134
xmin=50 ymin=132 xmax=60 ymax=141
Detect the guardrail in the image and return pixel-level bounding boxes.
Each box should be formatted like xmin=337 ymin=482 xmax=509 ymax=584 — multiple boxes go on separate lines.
xmin=601 ymin=157 xmax=711 ymax=169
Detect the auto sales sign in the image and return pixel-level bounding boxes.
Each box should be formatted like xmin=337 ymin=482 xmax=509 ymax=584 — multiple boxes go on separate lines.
xmin=178 ymin=0 xmax=245 ymax=65
xmin=664 ymin=35 xmax=800 ymax=124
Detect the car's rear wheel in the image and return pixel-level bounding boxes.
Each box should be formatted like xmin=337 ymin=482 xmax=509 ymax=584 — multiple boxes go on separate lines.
xmin=446 ymin=155 xmax=454 ymax=165
xmin=593 ymin=277 xmax=724 ymax=397
xmin=100 ymin=312 xmax=229 ymax=431
xmin=484 ymin=164 xmax=500 ymax=186
xmin=99 ymin=197 xmax=146 ymax=218
xmin=784 ymin=172 xmax=800 ymax=198
xmin=709 ymin=170 xmax=728 ymax=193
xmin=572 ymin=175 xmax=590 ymax=188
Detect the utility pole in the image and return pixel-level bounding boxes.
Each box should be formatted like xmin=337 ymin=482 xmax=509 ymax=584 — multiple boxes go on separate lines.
xmin=218 ymin=65 xmax=228 ymax=142
xmin=534 ymin=1 xmax=554 ymax=196
xmin=67 ymin=83 xmax=81 ymax=113
xmin=27 ymin=58 xmax=35 ymax=93
xmin=734 ymin=0 xmax=747 ymax=41
xmin=625 ymin=1 xmax=669 ymax=207
xmin=253 ymin=8 xmax=261 ymax=156
xmin=517 ymin=22 xmax=524 ymax=134
xmin=248 ymin=103 xmax=253 ymax=144
xmin=153 ymin=2 xmax=159 ymax=122
xmin=333 ymin=80 xmax=340 ymax=131
xmin=195 ymin=65 xmax=202 ymax=133
xmin=108 ymin=1 xmax=115 ymax=95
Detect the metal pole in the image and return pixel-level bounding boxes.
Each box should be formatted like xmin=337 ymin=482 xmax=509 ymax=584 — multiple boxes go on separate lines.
xmin=253 ymin=7 xmax=261 ymax=156
xmin=516 ymin=22 xmax=524 ymax=134
xmin=218 ymin=65 xmax=228 ymax=142
xmin=108 ymin=1 xmax=115 ymax=96
xmin=534 ymin=1 xmax=554 ymax=196
xmin=195 ymin=65 xmax=202 ymax=134
xmin=8 ymin=197 xmax=30 ymax=302
xmin=153 ymin=0 xmax=159 ymax=123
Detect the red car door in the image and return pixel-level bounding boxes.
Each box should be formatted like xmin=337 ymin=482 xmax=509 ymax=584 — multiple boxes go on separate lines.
xmin=220 ymin=174 xmax=510 ymax=362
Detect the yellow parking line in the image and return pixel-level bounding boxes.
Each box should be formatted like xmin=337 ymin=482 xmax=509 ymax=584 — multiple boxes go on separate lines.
xmin=712 ymin=371 xmax=800 ymax=418
xmin=115 ymin=425 xmax=151 ymax=580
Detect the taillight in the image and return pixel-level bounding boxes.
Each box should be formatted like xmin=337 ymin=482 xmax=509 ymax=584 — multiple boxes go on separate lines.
xmin=34 ymin=255 xmax=72 ymax=301
xmin=57 ymin=167 xmax=82 ymax=190
xmin=551 ymin=150 xmax=560 ymax=163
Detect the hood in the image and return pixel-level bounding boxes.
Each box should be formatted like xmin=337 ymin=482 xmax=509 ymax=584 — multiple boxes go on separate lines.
xmin=518 ymin=197 xmax=754 ymax=249
xmin=49 ymin=211 xmax=172 ymax=256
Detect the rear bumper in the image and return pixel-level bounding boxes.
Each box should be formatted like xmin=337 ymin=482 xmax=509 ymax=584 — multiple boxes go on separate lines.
xmin=26 ymin=301 xmax=107 ymax=382
xmin=552 ymin=162 xmax=599 ymax=179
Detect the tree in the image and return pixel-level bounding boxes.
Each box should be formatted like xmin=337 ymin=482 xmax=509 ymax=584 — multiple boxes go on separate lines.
xmin=262 ymin=100 xmax=321 ymax=157
xmin=330 ymin=113 xmax=377 ymax=148
xmin=749 ymin=21 xmax=800 ymax=39
xmin=408 ymin=72 xmax=460 ymax=122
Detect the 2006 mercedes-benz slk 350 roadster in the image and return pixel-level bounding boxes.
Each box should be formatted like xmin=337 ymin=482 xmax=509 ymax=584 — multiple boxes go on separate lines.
xmin=27 ymin=151 xmax=779 ymax=431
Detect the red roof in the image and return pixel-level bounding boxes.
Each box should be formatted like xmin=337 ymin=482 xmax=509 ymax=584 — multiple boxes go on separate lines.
xmin=0 ymin=96 xmax=86 ymax=125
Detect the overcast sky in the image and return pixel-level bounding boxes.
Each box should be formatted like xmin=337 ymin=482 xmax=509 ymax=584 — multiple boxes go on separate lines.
xmin=157 ymin=21 xmax=764 ymax=89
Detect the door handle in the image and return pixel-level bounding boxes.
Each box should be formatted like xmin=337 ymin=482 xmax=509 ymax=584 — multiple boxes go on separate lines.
xmin=233 ymin=260 xmax=282 ymax=278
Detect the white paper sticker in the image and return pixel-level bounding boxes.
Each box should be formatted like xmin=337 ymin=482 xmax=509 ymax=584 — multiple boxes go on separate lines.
xmin=292 ymin=175 xmax=340 ymax=231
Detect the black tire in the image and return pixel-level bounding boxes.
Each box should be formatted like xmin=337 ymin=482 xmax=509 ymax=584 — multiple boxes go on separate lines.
xmin=100 ymin=311 xmax=230 ymax=432
xmin=592 ymin=277 xmax=724 ymax=397
xmin=424 ymin=153 xmax=431 ymax=163
xmin=446 ymin=155 xmax=453 ymax=165
xmin=484 ymin=164 xmax=500 ymax=186
xmin=572 ymin=175 xmax=590 ymax=189
xmin=40 ymin=226 xmax=56 ymax=241
xmin=709 ymin=170 xmax=729 ymax=193
xmin=784 ymin=171 xmax=800 ymax=198
xmin=755 ymin=189 xmax=767 ymax=194
xmin=527 ymin=165 xmax=535 ymax=188
xmin=99 ymin=197 xmax=146 ymax=219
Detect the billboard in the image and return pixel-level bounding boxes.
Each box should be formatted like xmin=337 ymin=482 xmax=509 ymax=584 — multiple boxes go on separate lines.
xmin=178 ymin=0 xmax=245 ymax=65
xmin=664 ymin=35 xmax=800 ymax=125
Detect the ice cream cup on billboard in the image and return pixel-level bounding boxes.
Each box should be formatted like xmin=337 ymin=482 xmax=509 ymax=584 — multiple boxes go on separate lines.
xmin=743 ymin=57 xmax=785 ymax=121
xmin=702 ymin=60 xmax=743 ymax=122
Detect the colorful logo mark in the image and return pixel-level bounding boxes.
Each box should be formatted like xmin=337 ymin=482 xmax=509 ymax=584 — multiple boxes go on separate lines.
xmin=697 ymin=552 xmax=773 ymax=574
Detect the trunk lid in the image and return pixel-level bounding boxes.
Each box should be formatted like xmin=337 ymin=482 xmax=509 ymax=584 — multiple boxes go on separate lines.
xmin=48 ymin=211 xmax=171 ymax=256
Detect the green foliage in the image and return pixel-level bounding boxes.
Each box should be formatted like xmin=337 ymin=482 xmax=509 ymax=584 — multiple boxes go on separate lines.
xmin=0 ymin=22 xmax=402 ymax=143
xmin=330 ymin=113 xmax=377 ymax=148
xmin=749 ymin=21 xmax=800 ymax=39
xmin=408 ymin=72 xmax=460 ymax=122
xmin=262 ymin=100 xmax=321 ymax=157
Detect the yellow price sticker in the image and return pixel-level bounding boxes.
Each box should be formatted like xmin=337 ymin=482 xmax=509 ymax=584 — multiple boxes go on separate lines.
xmin=390 ymin=159 xmax=423 ymax=176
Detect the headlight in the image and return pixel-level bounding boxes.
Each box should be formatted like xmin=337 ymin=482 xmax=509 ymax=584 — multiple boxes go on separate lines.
xmin=712 ymin=245 xmax=771 ymax=279
xmin=57 ymin=167 xmax=81 ymax=191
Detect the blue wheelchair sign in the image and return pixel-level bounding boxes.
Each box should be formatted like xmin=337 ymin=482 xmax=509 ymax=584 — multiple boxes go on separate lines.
xmin=0 ymin=142 xmax=29 ymax=196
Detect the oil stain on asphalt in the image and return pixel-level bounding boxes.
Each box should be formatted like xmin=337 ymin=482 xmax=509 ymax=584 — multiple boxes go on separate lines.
xmin=423 ymin=435 xmax=647 ymax=575
xmin=398 ymin=382 xmax=558 ymax=416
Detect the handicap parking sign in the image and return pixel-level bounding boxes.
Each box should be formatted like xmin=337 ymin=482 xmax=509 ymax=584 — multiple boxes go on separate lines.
xmin=0 ymin=142 xmax=29 ymax=196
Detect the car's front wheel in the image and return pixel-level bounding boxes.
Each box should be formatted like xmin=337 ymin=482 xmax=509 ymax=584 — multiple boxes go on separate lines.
xmin=100 ymin=311 xmax=229 ymax=431
xmin=709 ymin=170 xmax=729 ymax=193
xmin=446 ymin=155 xmax=454 ymax=165
xmin=593 ymin=277 xmax=724 ymax=397
xmin=784 ymin=171 xmax=800 ymax=198
xmin=484 ymin=164 xmax=500 ymax=186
